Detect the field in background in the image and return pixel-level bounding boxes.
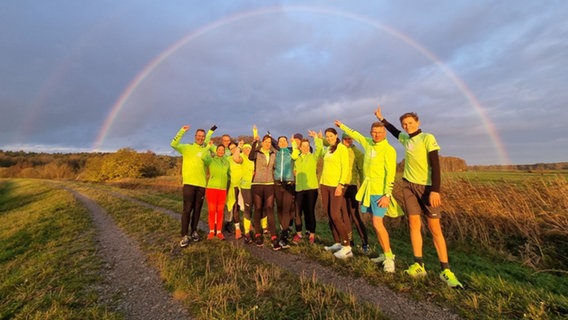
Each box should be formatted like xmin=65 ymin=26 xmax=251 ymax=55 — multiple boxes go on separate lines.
xmin=2 ymin=171 xmax=568 ymax=319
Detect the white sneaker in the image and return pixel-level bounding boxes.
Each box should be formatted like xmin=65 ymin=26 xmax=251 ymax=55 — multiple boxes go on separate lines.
xmin=333 ymin=246 xmax=353 ymax=259
xmin=371 ymin=253 xmax=386 ymax=263
xmin=324 ymin=243 xmax=342 ymax=252
xmin=383 ymin=255 xmax=395 ymax=273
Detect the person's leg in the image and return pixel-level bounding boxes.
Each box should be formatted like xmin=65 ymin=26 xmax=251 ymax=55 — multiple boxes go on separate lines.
xmin=427 ymin=217 xmax=449 ymax=268
xmin=205 ymin=189 xmax=216 ymax=238
xmin=251 ymin=185 xmax=264 ymax=240
xmin=191 ymin=186 xmax=205 ymax=235
xmin=216 ymin=190 xmax=227 ymax=239
xmin=346 ymin=185 xmax=368 ymax=246
xmin=305 ymin=189 xmax=318 ymax=237
xmin=241 ymin=188 xmax=252 ymax=235
xmin=263 ymin=185 xmax=277 ymax=236
xmin=181 ymin=185 xmax=193 ymax=237
xmin=330 ymin=191 xmax=351 ymax=246
xmin=294 ymin=190 xmax=305 ymax=236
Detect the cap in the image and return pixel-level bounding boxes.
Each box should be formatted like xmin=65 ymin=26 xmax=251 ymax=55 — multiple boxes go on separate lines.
xmin=342 ymin=133 xmax=351 ymax=139
xmin=293 ymin=133 xmax=303 ymax=140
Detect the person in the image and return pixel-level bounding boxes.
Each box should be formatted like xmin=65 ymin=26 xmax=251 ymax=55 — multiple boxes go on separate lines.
xmin=291 ymin=131 xmax=322 ymax=244
xmin=248 ymin=132 xmax=281 ymax=250
xmin=316 ymin=127 xmax=352 ymax=259
xmin=335 ymin=119 xmax=399 ymax=272
xmin=203 ymin=144 xmax=231 ymax=240
xmin=226 ymin=141 xmax=243 ymax=239
xmin=272 ymin=135 xmax=295 ymax=249
xmin=170 ymin=124 xmax=215 ymax=247
xmin=375 ymin=105 xmax=463 ymax=288
xmin=234 ymin=141 xmax=256 ymax=244
xmin=340 ymin=132 xmax=369 ymax=253
xmin=220 ymin=134 xmax=235 ymax=234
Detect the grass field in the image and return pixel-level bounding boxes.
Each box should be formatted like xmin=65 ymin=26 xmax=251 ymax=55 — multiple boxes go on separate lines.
xmin=2 ymin=173 xmax=568 ymax=319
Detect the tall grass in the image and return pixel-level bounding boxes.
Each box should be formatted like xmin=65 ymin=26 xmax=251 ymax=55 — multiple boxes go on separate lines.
xmin=0 ymin=179 xmax=120 ymax=319
xmin=441 ymin=174 xmax=568 ymax=270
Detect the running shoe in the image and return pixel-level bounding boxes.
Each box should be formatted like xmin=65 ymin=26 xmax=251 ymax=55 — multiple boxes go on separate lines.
xmin=217 ymin=232 xmax=225 ymax=240
xmin=244 ymin=234 xmax=253 ymax=244
xmin=278 ymin=239 xmax=290 ymax=249
xmin=371 ymin=254 xmax=386 ymax=264
xmin=272 ymin=239 xmax=282 ymax=251
xmin=405 ymin=262 xmax=427 ymax=278
xmin=324 ymin=243 xmax=342 ymax=252
xmin=179 ymin=235 xmax=190 ymax=248
xmin=333 ymin=246 xmax=353 ymax=259
xmin=207 ymin=232 xmax=215 ymax=240
xmin=191 ymin=231 xmax=200 ymax=242
xmin=308 ymin=234 xmax=315 ymax=244
xmin=254 ymin=234 xmax=264 ymax=247
xmin=235 ymin=228 xmax=242 ymax=240
xmin=383 ymin=255 xmax=396 ymax=273
xmin=292 ymin=234 xmax=302 ymax=244
xmin=362 ymin=244 xmax=370 ymax=254
xmin=439 ymin=269 xmax=464 ymax=288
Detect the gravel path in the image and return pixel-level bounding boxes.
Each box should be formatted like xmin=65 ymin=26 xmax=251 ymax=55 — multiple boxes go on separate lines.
xmin=66 ymin=188 xmax=190 ymax=320
xmin=67 ymin=186 xmax=460 ymax=320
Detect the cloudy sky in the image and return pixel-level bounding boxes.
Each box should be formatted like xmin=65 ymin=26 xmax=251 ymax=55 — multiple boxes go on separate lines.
xmin=1 ymin=1 xmax=566 ymax=165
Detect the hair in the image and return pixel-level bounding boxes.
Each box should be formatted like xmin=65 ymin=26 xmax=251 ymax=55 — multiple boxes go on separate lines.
xmin=399 ymin=112 xmax=419 ymax=123
xmin=278 ymin=136 xmax=287 ymax=142
xmin=216 ymin=144 xmax=225 ymax=152
xmin=371 ymin=121 xmax=385 ymax=130
xmin=325 ymin=127 xmax=340 ymax=153
xmin=261 ymin=134 xmax=272 ymax=142
xmin=228 ymin=141 xmax=237 ymax=149
xmin=195 ymin=129 xmax=206 ymax=135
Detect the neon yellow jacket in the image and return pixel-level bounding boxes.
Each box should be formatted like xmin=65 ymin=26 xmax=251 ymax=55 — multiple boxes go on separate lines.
xmin=170 ymin=128 xmax=213 ymax=187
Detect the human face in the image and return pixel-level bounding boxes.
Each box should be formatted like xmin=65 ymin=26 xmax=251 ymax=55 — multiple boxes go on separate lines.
xmin=342 ymin=137 xmax=353 ymax=147
xmin=401 ymin=116 xmax=420 ymax=135
xmin=228 ymin=144 xmax=237 ymax=154
xmin=300 ymin=141 xmax=310 ymax=154
xmin=216 ymin=145 xmax=225 ymax=157
xmin=242 ymin=147 xmax=251 ymax=156
xmin=325 ymin=131 xmax=337 ymax=146
xmin=194 ymin=131 xmax=206 ymax=145
xmin=221 ymin=135 xmax=231 ymax=147
xmin=278 ymin=137 xmax=288 ymax=148
xmin=261 ymin=137 xmax=272 ymax=151
xmin=370 ymin=127 xmax=386 ymax=143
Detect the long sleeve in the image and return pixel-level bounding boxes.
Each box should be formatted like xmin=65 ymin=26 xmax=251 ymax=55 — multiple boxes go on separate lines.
xmin=380 ymin=118 xmax=402 ymax=140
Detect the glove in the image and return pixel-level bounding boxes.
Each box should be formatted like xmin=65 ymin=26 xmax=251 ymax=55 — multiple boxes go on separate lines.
xmin=210 ymin=124 xmax=218 ymax=131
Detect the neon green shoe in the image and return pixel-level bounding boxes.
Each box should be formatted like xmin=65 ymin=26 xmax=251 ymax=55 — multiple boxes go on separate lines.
xmin=405 ymin=262 xmax=427 ymax=278
xmin=439 ymin=269 xmax=463 ymax=288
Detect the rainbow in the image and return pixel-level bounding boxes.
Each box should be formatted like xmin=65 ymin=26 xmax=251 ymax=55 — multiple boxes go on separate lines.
xmin=93 ymin=5 xmax=511 ymax=164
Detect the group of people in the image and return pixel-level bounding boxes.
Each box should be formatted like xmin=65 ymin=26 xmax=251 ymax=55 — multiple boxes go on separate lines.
xmin=170 ymin=104 xmax=463 ymax=288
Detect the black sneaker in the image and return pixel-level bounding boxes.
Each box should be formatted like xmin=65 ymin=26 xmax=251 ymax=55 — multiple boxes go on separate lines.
xmin=224 ymin=222 xmax=234 ymax=234
xmin=244 ymin=235 xmax=253 ymax=244
xmin=255 ymin=235 xmax=264 ymax=247
xmin=272 ymin=239 xmax=282 ymax=251
xmin=191 ymin=231 xmax=200 ymax=242
xmin=278 ymin=239 xmax=290 ymax=249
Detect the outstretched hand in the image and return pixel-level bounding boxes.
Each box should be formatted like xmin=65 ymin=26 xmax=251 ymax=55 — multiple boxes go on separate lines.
xmin=375 ymin=105 xmax=383 ymax=120
xmin=334 ymin=120 xmax=342 ymax=127
xmin=307 ymin=130 xmax=317 ymax=138
xmin=182 ymin=125 xmax=190 ymax=131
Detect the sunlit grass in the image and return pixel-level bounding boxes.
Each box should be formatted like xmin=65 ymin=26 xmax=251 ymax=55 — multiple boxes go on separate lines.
xmin=0 ymin=179 xmax=120 ymax=319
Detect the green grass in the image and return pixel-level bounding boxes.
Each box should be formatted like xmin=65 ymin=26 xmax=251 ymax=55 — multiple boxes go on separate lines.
xmin=0 ymin=179 xmax=121 ymax=320
xmin=85 ymin=177 xmax=568 ymax=319
xmin=4 ymin=177 xmax=568 ymax=319
xmin=66 ymin=182 xmax=387 ymax=319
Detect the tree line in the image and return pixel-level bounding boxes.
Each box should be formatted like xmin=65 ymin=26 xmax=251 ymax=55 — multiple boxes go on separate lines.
xmin=3 ymin=144 xmax=562 ymax=181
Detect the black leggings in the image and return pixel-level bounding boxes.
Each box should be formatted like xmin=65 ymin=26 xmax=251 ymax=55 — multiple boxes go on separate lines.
xmin=344 ymin=185 xmax=368 ymax=245
xmin=182 ymin=184 xmax=205 ymax=236
xmin=251 ymin=184 xmax=276 ymax=236
xmin=274 ymin=182 xmax=295 ymax=231
xmin=241 ymin=188 xmax=252 ymax=222
xmin=295 ymin=189 xmax=318 ymax=234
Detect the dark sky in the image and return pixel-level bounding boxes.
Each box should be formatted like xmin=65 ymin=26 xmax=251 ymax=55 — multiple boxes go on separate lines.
xmin=1 ymin=1 xmax=567 ymax=165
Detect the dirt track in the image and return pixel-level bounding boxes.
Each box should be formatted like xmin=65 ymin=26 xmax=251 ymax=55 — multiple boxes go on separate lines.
xmin=66 ymin=185 xmax=460 ymax=320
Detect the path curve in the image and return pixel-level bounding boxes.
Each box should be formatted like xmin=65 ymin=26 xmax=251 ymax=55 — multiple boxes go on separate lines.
xmin=100 ymin=188 xmax=461 ymax=320
xmin=66 ymin=187 xmax=191 ymax=320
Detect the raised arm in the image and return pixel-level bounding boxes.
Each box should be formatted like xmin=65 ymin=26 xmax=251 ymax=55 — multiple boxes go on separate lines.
xmin=170 ymin=125 xmax=189 ymax=150
xmin=375 ymin=105 xmax=402 ymax=139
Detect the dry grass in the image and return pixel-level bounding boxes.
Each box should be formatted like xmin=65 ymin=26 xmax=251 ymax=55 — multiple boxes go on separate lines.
xmin=440 ymin=174 xmax=568 ymax=270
